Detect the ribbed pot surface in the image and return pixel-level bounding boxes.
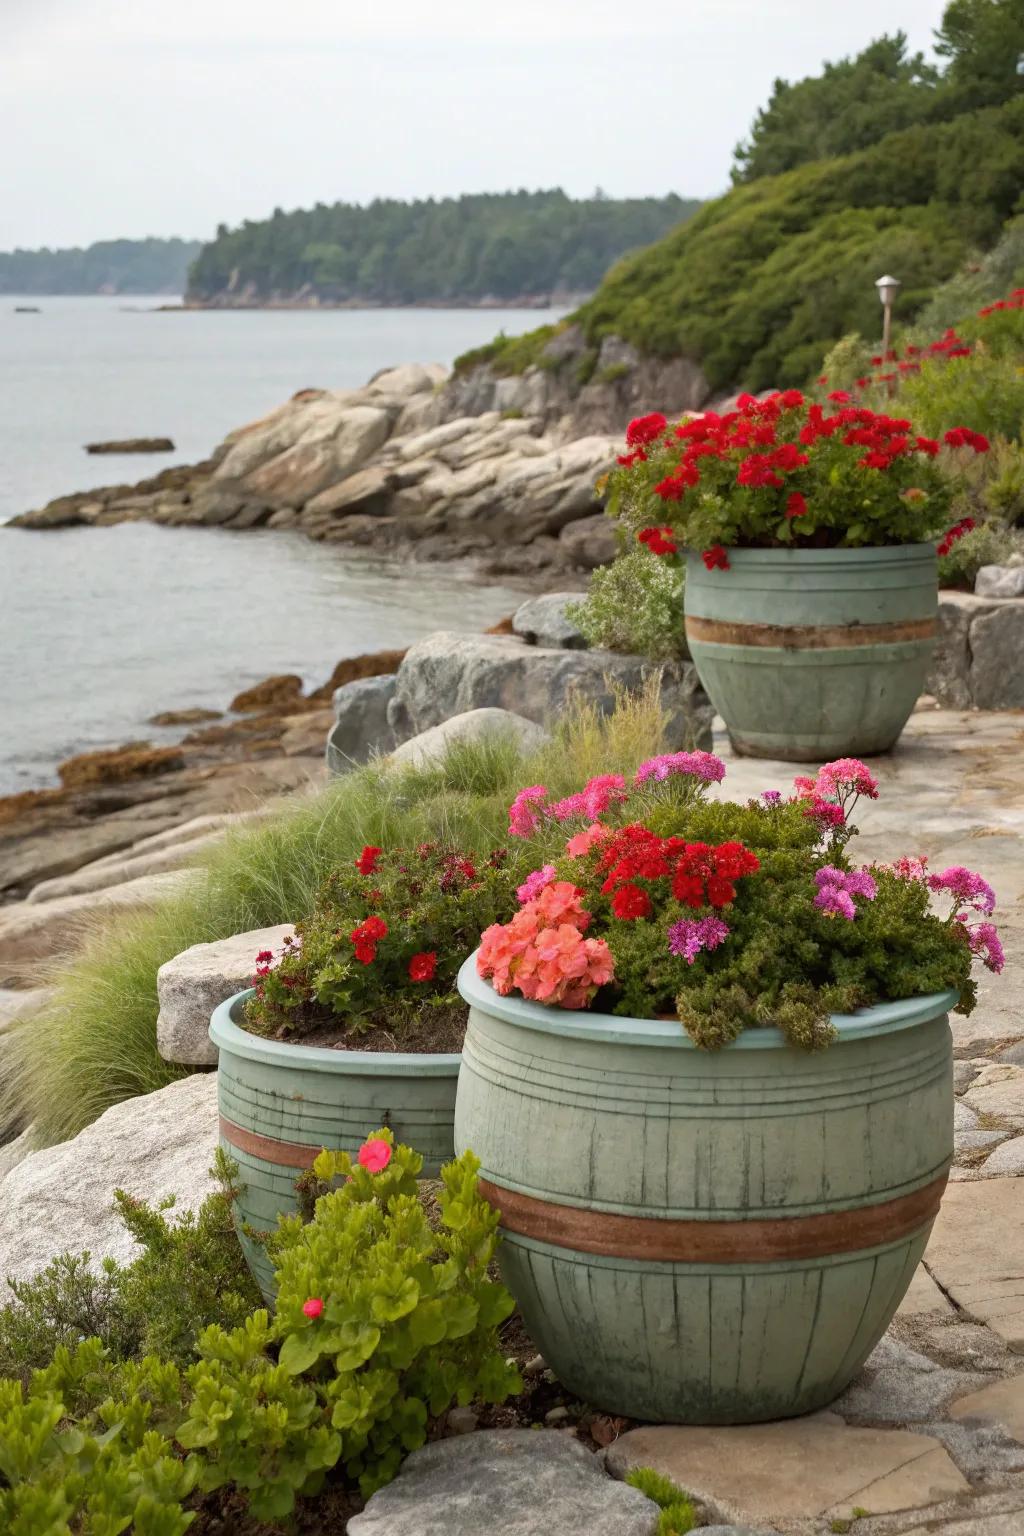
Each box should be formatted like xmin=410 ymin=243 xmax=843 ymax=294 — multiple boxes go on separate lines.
xmin=455 ymin=958 xmax=954 ymax=1424
xmin=210 ymin=989 xmax=460 ymax=1299
xmin=684 ymin=544 xmax=938 ymax=761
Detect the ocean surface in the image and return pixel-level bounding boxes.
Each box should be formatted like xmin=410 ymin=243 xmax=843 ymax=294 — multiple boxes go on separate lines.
xmin=0 ymin=296 xmax=565 ymax=792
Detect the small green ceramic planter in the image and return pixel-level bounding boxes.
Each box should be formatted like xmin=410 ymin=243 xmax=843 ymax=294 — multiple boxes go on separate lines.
xmin=455 ymin=956 xmax=955 ymax=1425
xmin=209 ymin=988 xmax=461 ymax=1300
xmin=684 ymin=543 xmax=938 ymax=760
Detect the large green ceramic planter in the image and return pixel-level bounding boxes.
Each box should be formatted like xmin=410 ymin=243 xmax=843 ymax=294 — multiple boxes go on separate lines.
xmin=684 ymin=544 xmax=938 ymax=761
xmin=455 ymin=957 xmax=954 ymax=1424
xmin=210 ymin=989 xmax=461 ymax=1300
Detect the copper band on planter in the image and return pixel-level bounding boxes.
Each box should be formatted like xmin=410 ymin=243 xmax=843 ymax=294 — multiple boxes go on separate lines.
xmin=477 ymin=1173 xmax=947 ymax=1264
xmin=684 ymin=616 xmax=937 ymax=650
xmin=220 ymin=1114 xmax=322 ymax=1169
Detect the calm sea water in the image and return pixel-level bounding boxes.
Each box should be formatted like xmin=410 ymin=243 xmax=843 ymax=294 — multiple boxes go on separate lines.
xmin=0 ymin=297 xmax=565 ymax=792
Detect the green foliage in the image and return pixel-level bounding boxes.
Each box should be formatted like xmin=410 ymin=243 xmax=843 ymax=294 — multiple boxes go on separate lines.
xmin=732 ymin=33 xmax=940 ymax=184
xmin=914 ymin=216 xmax=1024 ymax=333
xmin=0 ymin=238 xmax=201 ymax=296
xmin=625 ymin=1465 xmax=697 ymax=1533
xmin=0 ymin=1140 xmax=520 ymax=1526
xmin=568 ymin=547 xmax=686 ymax=661
xmin=5 ymin=694 xmax=669 ymax=1146
xmin=187 ymin=191 xmax=700 ymax=305
xmin=453 ymin=324 xmax=559 ymax=377
xmin=271 ymin=1134 xmax=519 ymax=1498
xmin=938 ymin=518 xmax=1024 ymax=586
xmin=576 ymin=95 xmax=1024 ymax=391
xmin=246 ymin=842 xmax=518 ymax=1042
xmin=0 ymin=1341 xmax=196 ymax=1536
xmin=0 ymin=1154 xmax=260 ymax=1388
xmin=897 ymin=352 xmax=1024 ymax=444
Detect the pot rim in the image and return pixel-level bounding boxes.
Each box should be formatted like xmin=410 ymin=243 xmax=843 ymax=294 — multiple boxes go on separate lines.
xmin=685 ymin=542 xmax=938 ymax=565
xmin=457 ymin=954 xmax=956 ymax=1051
xmin=209 ymin=988 xmax=462 ymax=1075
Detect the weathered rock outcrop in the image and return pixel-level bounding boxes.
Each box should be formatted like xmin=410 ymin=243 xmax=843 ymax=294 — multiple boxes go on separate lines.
xmin=387 ymin=708 xmax=550 ymax=772
xmin=157 ymin=922 xmax=296 ymax=1065
xmin=0 ymin=1072 xmax=218 ymax=1284
xmin=7 ymin=356 xmax=643 ymax=574
xmin=386 ymin=633 xmax=713 ymax=750
xmin=927 ymin=593 xmax=1024 ymax=710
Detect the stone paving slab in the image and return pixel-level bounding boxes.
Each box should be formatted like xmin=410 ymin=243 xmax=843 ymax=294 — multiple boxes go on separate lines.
xmin=925 ymin=1181 xmax=1024 ymax=1352
xmin=604 ymin=1414 xmax=969 ymax=1524
xmin=898 ymin=1265 xmax=956 ymax=1319
xmin=951 ymin=1373 xmax=1024 ymax=1441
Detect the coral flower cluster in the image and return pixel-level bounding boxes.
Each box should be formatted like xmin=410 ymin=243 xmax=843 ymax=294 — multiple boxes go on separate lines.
xmin=477 ymin=881 xmax=614 ymax=1009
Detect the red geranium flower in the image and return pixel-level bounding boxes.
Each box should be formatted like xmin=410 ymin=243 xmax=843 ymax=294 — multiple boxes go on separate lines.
xmin=702 ymin=545 xmax=730 ymax=571
xmin=625 ymin=412 xmax=668 ymax=447
xmin=785 ymin=492 xmax=808 ymax=519
xmin=302 ymin=1298 xmax=323 ymax=1319
xmin=611 ymin=883 xmax=652 ymax=921
xmin=355 ymin=846 xmax=383 ymax=875
xmin=358 ymin=1138 xmax=392 ymax=1173
xmin=408 ymin=951 xmax=437 ymax=982
xmin=350 ymin=915 xmax=388 ymax=964
xmin=638 ymin=526 xmax=677 ymax=557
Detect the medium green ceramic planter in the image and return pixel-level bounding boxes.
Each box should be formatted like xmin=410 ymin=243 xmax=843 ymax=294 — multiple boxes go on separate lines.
xmin=684 ymin=544 xmax=938 ymax=761
xmin=455 ymin=957 xmax=955 ymax=1424
xmin=210 ymin=989 xmax=461 ymax=1300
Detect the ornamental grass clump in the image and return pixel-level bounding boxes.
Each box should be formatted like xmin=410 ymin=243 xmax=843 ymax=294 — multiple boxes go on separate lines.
xmin=609 ymin=390 xmax=991 ymax=574
xmin=244 ymin=841 xmax=518 ymax=1049
xmin=477 ymin=752 xmax=1003 ymax=1050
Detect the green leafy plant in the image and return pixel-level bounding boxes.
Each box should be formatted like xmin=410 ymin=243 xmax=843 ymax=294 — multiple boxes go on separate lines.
xmin=568 ymin=547 xmax=686 ymax=661
xmin=245 ymin=842 xmax=519 ymax=1044
xmin=270 ymin=1131 xmax=520 ymax=1497
xmin=625 ymin=1465 xmax=697 ymax=1534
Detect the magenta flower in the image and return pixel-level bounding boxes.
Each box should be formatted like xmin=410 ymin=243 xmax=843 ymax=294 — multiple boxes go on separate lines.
xmin=508 ymin=785 xmax=548 ymax=838
xmin=517 ymin=865 xmax=556 ymax=904
xmin=761 ymin=790 xmax=782 ymax=806
xmin=879 ymin=856 xmax=929 ymax=883
xmin=635 ymin=751 xmax=726 ymax=786
xmin=668 ymin=915 xmax=730 ymax=964
xmin=816 ymin=758 xmax=879 ymax=800
xmin=965 ymin=921 xmax=1005 ymax=974
xmin=302 ymin=1297 xmax=324 ymax=1319
xmin=548 ymin=774 xmax=628 ymax=823
xmin=814 ymin=866 xmax=876 ymax=920
xmin=928 ymin=866 xmax=996 ymax=915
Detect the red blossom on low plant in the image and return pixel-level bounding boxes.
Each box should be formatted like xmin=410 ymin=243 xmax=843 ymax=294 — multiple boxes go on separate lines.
xmin=358 ymin=1138 xmax=393 ymax=1173
xmin=626 ymin=412 xmax=668 ymax=447
xmin=637 ymin=525 xmax=677 ymax=557
xmin=355 ymin=845 xmax=383 ymax=875
xmin=702 ymin=545 xmax=730 ymax=571
xmin=408 ymin=950 xmax=437 ymax=982
xmin=302 ymin=1298 xmax=324 ymax=1319
xmin=611 ymin=883 xmax=653 ymax=921
xmin=785 ymin=492 xmax=808 ymax=519
xmin=351 ymin=915 xmax=388 ymax=964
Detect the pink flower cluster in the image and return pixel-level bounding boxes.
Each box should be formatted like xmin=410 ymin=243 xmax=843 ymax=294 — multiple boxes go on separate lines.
xmin=547 ymin=774 xmax=628 ymax=824
xmin=517 ymin=864 xmax=556 ymax=903
xmin=793 ymin=757 xmax=879 ymax=832
xmin=928 ymin=865 xmax=996 ymax=915
xmin=814 ymin=866 xmax=877 ymax=920
xmin=634 ymin=751 xmax=726 ymax=786
xmin=477 ymin=880 xmax=614 ymax=1008
xmin=667 ymin=914 xmax=730 ymax=964
xmin=964 ymin=922 xmax=1005 ymax=974
xmin=508 ymin=785 xmax=549 ymax=838
xmin=565 ymin=823 xmax=611 ymax=858
xmin=884 ymin=856 xmax=1003 ymax=973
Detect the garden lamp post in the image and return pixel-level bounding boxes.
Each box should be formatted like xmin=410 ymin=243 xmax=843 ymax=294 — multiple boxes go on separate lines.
xmin=875 ymin=273 xmax=901 ymax=357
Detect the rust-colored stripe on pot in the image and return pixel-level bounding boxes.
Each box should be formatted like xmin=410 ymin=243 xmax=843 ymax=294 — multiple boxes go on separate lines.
xmin=684 ymin=616 xmax=936 ymax=650
xmin=478 ymin=1173 xmax=947 ymax=1264
xmin=220 ymin=1114 xmax=321 ymax=1169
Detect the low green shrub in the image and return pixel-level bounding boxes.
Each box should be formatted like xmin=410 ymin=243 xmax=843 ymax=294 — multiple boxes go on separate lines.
xmin=938 ymin=519 xmax=1024 ymax=588
xmin=0 ymin=1152 xmax=260 ymax=1387
xmin=0 ymin=1139 xmax=519 ymax=1529
xmin=7 ymin=695 xmax=669 ymax=1146
xmin=568 ymin=547 xmax=686 ymax=661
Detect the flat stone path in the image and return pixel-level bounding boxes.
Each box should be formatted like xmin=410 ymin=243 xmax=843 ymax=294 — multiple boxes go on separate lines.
xmin=602 ymin=709 xmax=1024 ymax=1532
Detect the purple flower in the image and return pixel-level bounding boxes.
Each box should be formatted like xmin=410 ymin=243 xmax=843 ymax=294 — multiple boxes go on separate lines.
xmin=761 ymin=790 xmax=782 ymax=806
xmin=635 ymin=751 xmax=726 ymax=787
xmin=516 ymin=865 xmax=556 ymax=904
xmin=668 ymin=915 xmax=730 ymax=965
xmin=813 ymin=865 xmax=876 ymax=920
xmin=965 ymin=921 xmax=1005 ymax=974
xmin=928 ymin=866 xmax=996 ymax=916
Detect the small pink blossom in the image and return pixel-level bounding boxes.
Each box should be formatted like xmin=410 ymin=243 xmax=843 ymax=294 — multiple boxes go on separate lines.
xmin=634 ymin=751 xmax=726 ymax=786
xmin=358 ymin=1138 xmax=392 ymax=1173
xmin=761 ymin=790 xmax=782 ymax=806
xmin=814 ymin=866 xmax=876 ymax=920
xmin=877 ymin=855 xmax=929 ymax=882
xmin=965 ymin=921 xmax=1005 ymax=974
xmin=302 ymin=1298 xmax=324 ymax=1319
xmin=816 ymin=758 xmax=879 ymax=800
xmin=667 ymin=915 xmax=730 ymax=964
xmin=516 ymin=865 xmax=556 ymax=903
xmin=928 ymin=866 xmax=996 ymax=915
xmin=565 ymin=823 xmax=608 ymax=858
xmin=508 ymin=785 xmax=548 ymax=838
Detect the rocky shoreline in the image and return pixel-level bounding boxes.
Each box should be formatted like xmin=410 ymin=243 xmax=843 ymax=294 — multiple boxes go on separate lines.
xmin=6 ymin=339 xmax=711 ymax=572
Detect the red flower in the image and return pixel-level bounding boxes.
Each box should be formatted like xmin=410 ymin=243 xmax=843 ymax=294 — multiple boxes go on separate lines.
xmin=408 ymin=951 xmax=437 ymax=982
xmin=915 ymin=436 xmax=940 ymax=457
xmin=617 ymin=448 xmax=647 ymax=467
xmin=638 ymin=526 xmax=677 ymax=557
xmin=611 ymin=883 xmax=652 ymax=921
xmin=779 ymin=389 xmax=804 ymax=409
xmin=945 ymin=428 xmax=989 ymax=453
xmin=350 ymin=915 xmax=388 ymax=965
xmin=702 ymin=545 xmax=730 ymax=571
xmin=358 ymin=1138 xmax=392 ymax=1173
xmin=302 ymin=1298 xmax=324 ymax=1319
xmin=355 ymin=846 xmax=383 ymax=875
xmin=785 ymin=492 xmax=808 ymax=519
xmin=625 ymin=412 xmax=668 ymax=447
xmin=827 ymin=390 xmax=852 ymax=404
xmin=255 ymin=949 xmax=273 ymax=964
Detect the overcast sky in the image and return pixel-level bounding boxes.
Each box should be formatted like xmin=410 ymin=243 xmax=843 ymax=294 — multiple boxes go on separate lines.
xmin=3 ymin=0 xmax=946 ymax=250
